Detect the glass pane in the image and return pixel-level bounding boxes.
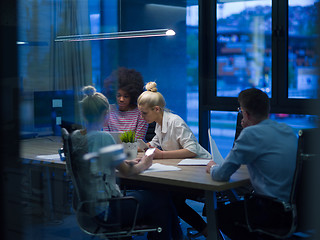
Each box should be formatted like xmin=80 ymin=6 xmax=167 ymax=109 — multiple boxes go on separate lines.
xmin=216 ymin=0 xmax=272 ymax=97
xmin=17 ymin=1 xmax=200 ymax=239
xmin=288 ymin=0 xmax=319 ymax=99
xmin=18 ymin=0 xmax=200 ymax=139
xmin=99 ymin=1 xmax=200 ymax=139
xmin=210 ymin=111 xmax=318 ymax=158
xmin=269 ymin=114 xmax=318 ymax=134
xmin=186 ymin=4 xmax=199 ymax=138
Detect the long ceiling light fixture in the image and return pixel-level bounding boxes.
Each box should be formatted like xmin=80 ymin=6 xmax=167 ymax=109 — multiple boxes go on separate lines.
xmin=55 ymin=29 xmax=175 ymax=42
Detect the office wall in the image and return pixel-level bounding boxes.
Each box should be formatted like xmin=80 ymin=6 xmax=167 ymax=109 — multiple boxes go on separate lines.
xmin=109 ymin=0 xmax=188 ymax=119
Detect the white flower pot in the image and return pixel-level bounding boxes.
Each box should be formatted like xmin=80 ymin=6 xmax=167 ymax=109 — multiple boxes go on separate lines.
xmin=122 ymin=142 xmax=138 ymax=160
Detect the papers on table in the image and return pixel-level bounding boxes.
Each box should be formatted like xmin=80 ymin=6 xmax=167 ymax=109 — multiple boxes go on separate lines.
xmin=36 ymin=154 xmax=64 ymax=162
xmin=178 ymin=159 xmax=211 ymax=166
xmin=144 ymin=163 xmax=181 ymax=173
xmin=208 ymin=128 xmax=224 ymax=165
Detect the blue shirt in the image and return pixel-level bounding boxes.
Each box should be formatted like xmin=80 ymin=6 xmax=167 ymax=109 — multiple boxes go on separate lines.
xmin=211 ymin=119 xmax=297 ymax=202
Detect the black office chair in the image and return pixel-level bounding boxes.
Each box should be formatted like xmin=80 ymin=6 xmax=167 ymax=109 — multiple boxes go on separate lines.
xmin=234 ymin=111 xmax=243 ymax=144
xmin=60 ymin=128 xmax=161 ymax=239
xmin=242 ymin=128 xmax=319 ymax=239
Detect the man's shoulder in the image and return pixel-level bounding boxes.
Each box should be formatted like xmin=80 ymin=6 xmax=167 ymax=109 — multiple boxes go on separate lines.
xmin=244 ymin=119 xmax=295 ymax=139
xmin=240 ymin=119 xmax=276 ymax=137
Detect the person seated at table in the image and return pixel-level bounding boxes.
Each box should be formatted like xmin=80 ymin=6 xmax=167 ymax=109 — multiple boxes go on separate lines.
xmin=137 ymin=81 xmax=211 ymax=159
xmin=206 ymin=88 xmax=297 ymax=240
xmin=137 ymin=81 xmax=211 ymax=238
xmin=103 ymin=67 xmax=148 ymax=140
xmin=72 ymin=85 xmax=182 ymax=240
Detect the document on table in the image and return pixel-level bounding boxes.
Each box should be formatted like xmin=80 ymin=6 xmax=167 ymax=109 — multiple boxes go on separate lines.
xmin=178 ymin=159 xmax=211 ymax=166
xmin=208 ymin=128 xmax=224 ymax=165
xmin=144 ymin=163 xmax=181 ymax=173
xmin=36 ymin=154 xmax=63 ymax=163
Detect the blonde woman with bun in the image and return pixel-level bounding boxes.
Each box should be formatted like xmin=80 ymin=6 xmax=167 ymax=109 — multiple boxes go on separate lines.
xmin=71 ymin=85 xmax=182 ymax=240
xmin=137 ymin=81 xmax=211 ymax=159
xmin=137 ymin=82 xmax=210 ymax=238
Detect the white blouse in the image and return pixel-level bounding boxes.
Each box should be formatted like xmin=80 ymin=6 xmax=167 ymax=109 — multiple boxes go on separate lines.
xmin=150 ymin=111 xmax=211 ymax=159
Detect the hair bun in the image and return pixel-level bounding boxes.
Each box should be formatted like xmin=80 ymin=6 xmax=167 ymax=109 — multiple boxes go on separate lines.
xmin=82 ymin=86 xmax=96 ymax=96
xmin=145 ymin=82 xmax=158 ymax=92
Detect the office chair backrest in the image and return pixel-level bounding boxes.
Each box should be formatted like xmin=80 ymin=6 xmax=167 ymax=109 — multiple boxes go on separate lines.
xmin=145 ymin=122 xmax=156 ymax=142
xmin=233 ymin=112 xmax=243 ymax=146
xmin=61 ymin=128 xmax=82 ymax=209
xmin=292 ymin=128 xmax=320 ymax=232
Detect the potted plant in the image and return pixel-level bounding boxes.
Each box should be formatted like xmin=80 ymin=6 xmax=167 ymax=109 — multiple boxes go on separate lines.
xmin=120 ymin=130 xmax=138 ymax=160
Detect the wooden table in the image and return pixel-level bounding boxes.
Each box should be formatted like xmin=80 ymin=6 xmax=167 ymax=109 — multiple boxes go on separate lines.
xmin=20 ymin=136 xmax=68 ymax=218
xmin=20 ymin=137 xmax=250 ymax=240
xmin=20 ymin=136 xmax=65 ymax=168
xmin=121 ymin=158 xmax=250 ymax=240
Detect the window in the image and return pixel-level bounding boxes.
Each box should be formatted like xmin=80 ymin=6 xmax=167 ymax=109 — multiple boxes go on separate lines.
xmin=216 ymin=0 xmax=272 ymax=97
xmin=198 ymin=0 xmax=319 ymax=148
xmin=288 ymin=0 xmax=319 ymax=99
xmin=202 ymin=1 xmax=318 ymax=113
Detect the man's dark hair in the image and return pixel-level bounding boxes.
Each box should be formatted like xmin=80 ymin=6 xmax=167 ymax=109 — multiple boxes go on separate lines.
xmin=238 ymin=88 xmax=270 ymax=118
xmin=104 ymin=67 xmax=144 ymax=107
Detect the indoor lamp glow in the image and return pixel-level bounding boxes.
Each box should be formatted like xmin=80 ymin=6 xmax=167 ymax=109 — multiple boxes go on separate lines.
xmin=55 ymin=29 xmax=175 ymax=42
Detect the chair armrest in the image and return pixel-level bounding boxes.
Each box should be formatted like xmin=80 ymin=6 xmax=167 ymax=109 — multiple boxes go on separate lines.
xmin=244 ymin=193 xmax=297 ymax=238
xmin=245 ymin=193 xmax=293 ymax=212
xmin=58 ymin=148 xmax=65 ymax=161
xmin=77 ymin=196 xmax=140 ymax=233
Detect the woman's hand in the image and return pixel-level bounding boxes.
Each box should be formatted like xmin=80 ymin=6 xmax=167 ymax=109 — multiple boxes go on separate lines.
xmin=125 ymin=158 xmax=140 ymax=165
xmin=139 ymin=152 xmax=153 ymax=170
xmin=153 ymin=148 xmax=164 ymax=159
xmin=118 ymin=154 xmax=153 ymax=176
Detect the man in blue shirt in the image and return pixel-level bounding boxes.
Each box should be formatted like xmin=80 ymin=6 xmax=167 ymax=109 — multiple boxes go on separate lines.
xmin=206 ymin=88 xmax=297 ymax=240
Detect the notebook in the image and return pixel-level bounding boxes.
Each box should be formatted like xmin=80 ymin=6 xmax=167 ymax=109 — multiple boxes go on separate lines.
xmin=178 ymin=158 xmax=211 ymax=166
xmin=208 ymin=128 xmax=224 ymax=165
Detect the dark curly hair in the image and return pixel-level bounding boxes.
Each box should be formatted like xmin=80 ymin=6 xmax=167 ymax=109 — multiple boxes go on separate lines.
xmin=103 ymin=67 xmax=144 ymax=107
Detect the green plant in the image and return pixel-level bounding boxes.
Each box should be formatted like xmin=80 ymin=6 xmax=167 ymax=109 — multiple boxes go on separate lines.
xmin=119 ymin=130 xmax=136 ymax=143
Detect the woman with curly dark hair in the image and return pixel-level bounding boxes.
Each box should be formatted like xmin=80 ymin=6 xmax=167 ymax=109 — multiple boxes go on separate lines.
xmin=103 ymin=67 xmax=148 ymax=140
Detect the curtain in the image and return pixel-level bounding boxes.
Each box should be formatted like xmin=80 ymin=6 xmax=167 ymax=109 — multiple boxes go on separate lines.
xmin=50 ymin=0 xmax=93 ymax=126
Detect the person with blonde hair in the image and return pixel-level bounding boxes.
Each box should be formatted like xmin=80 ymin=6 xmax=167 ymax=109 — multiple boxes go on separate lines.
xmin=137 ymin=82 xmax=210 ymax=237
xmin=71 ymin=85 xmax=182 ymax=240
xmin=137 ymin=81 xmax=211 ymax=159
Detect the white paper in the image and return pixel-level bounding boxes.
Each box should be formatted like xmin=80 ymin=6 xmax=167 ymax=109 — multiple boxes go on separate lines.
xmin=36 ymin=154 xmax=64 ymax=162
xmin=145 ymin=148 xmax=156 ymax=156
xmin=143 ymin=163 xmax=181 ymax=173
xmin=178 ymin=159 xmax=211 ymax=166
xmin=208 ymin=129 xmax=224 ymax=165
